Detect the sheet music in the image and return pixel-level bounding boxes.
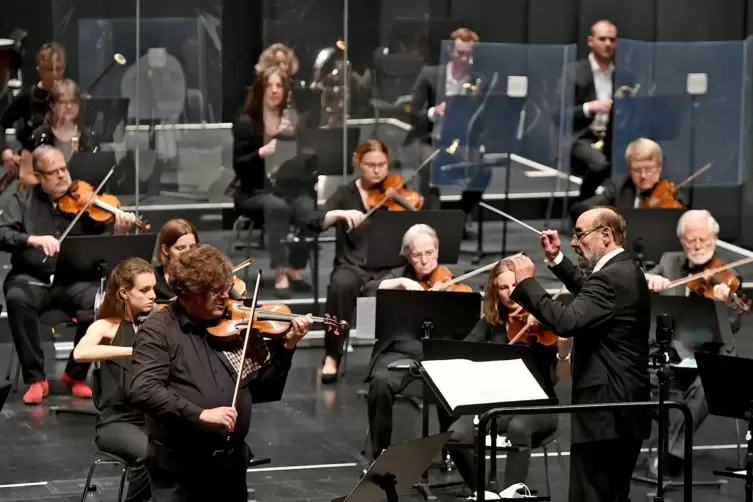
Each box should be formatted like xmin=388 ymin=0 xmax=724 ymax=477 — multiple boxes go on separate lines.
xmin=355 ymin=297 xmax=376 ymax=339
xmin=422 ymin=359 xmax=548 ymax=411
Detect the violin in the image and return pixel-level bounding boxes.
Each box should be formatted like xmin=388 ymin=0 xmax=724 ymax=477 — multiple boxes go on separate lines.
xmin=417 ymin=266 xmax=472 ymax=292
xmin=506 ymin=308 xmax=558 ymax=346
xmin=207 ymin=299 xmax=349 ymax=339
xmin=365 ymin=174 xmax=423 ymax=212
xmin=639 ymin=179 xmax=683 ymax=209
xmin=58 ymin=180 xmax=151 ymax=231
xmin=685 ymin=256 xmax=752 ymax=313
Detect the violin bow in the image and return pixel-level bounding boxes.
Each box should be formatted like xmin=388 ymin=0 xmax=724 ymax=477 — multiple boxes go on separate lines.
xmin=431 ymin=252 xmax=523 ymax=291
xmin=42 ymin=164 xmax=118 ymax=264
xmin=231 ymin=269 xmax=263 ymax=411
xmin=232 ymin=257 xmax=253 ymax=274
xmin=353 ymin=139 xmax=460 ymax=226
xmin=672 ymin=161 xmax=713 ymax=192
xmin=508 ymin=285 xmax=566 ymax=345
xmin=664 ymin=255 xmax=753 ymax=290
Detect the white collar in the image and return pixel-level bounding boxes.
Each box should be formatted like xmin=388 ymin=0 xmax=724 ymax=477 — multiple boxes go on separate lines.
xmin=447 ymin=63 xmax=469 ymax=83
xmin=592 ymin=247 xmax=624 ymax=273
xmin=588 ymin=53 xmax=614 ymax=75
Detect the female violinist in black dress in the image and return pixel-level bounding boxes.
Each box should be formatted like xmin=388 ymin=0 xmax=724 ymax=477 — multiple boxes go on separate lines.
xmin=73 ymin=258 xmax=157 ymax=502
xmin=153 ymin=218 xmax=199 ymax=301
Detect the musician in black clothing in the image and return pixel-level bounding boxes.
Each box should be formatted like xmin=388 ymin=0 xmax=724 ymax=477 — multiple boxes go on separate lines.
xmin=232 ymin=66 xmax=314 ymax=299
xmin=0 ymin=43 xmax=65 ymax=177
xmin=570 ymin=138 xmax=681 ymax=222
xmin=73 ymin=258 xmax=157 ymax=502
xmin=131 ymin=245 xmax=313 ymax=501
xmin=436 ymin=258 xmax=565 ymax=494
xmin=153 ymin=218 xmax=199 ymax=302
xmin=307 ymin=139 xmax=401 ymax=383
xmin=0 ymin=145 xmax=138 ymax=405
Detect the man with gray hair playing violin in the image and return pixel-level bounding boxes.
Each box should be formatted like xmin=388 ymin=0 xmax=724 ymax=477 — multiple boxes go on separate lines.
xmin=642 ymin=208 xmax=740 ymax=478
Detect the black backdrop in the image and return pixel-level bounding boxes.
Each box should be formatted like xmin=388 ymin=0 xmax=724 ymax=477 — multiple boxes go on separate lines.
xmin=2 ymin=0 xmax=753 ymax=244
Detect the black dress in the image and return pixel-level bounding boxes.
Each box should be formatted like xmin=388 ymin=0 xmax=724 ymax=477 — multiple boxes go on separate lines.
xmin=94 ymin=321 xmax=151 ymax=502
xmin=0 ymin=85 xmax=49 ymax=154
xmin=153 ymin=265 xmax=174 ymax=303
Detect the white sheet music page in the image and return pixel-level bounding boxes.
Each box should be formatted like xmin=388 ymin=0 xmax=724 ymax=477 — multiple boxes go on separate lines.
xmin=422 ymin=359 xmax=548 ymax=411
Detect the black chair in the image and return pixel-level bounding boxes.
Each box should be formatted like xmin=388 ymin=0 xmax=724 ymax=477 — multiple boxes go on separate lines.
xmin=80 ymin=451 xmax=143 ymax=502
xmin=356 ymin=387 xmax=423 ymax=456
xmin=228 ymin=214 xmax=266 ymax=280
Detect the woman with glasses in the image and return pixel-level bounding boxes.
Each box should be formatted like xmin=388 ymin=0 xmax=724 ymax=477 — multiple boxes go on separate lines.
xmin=570 ymin=137 xmax=682 ymax=223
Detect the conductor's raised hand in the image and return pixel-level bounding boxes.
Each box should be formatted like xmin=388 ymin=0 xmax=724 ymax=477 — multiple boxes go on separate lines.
xmin=199 ymin=406 xmax=237 ymax=432
xmin=510 ymin=255 xmax=536 ymax=283
xmin=540 ymin=230 xmax=561 ymax=261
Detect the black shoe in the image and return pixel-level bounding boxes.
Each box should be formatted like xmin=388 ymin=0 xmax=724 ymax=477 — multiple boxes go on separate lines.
xmin=320 ymin=357 xmax=340 ymax=384
xmin=274 ymin=287 xmax=292 ymax=299
xmin=289 ymin=278 xmax=313 ymax=293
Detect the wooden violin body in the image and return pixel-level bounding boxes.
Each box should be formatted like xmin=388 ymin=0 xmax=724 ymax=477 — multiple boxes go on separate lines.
xmin=639 ymin=179 xmax=683 ymax=209
xmin=687 ymin=256 xmax=752 ymax=313
xmin=507 ymin=309 xmax=558 ymax=346
xmin=418 ymin=266 xmax=472 ymax=292
xmin=58 ymin=180 xmax=151 ymax=231
xmin=366 ymin=174 xmax=423 ymax=212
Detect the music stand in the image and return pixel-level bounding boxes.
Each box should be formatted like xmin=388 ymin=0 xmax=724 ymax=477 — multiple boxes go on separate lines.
xmin=365 ymin=210 xmax=465 ymax=270
xmin=81 ymin=97 xmax=130 ymax=143
xmin=698 ymin=352 xmax=753 ymax=501
xmin=67 ymin=152 xmax=117 ymax=189
xmin=333 ymin=432 xmax=452 ymax=502
xmin=298 ymin=127 xmax=361 ymax=176
xmin=649 ymin=295 xmax=729 ymax=356
xmin=622 ymin=208 xmax=685 ymax=269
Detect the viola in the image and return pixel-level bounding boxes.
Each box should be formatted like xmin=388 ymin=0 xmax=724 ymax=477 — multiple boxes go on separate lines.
xmin=506 ymin=308 xmax=558 ymax=346
xmin=685 ymin=256 xmax=752 ymax=313
xmin=58 ymin=180 xmax=151 ymax=231
xmin=207 ymin=299 xmax=349 ymax=339
xmin=365 ymin=174 xmax=423 ymax=212
xmin=417 ymin=266 xmax=472 ymax=292
xmin=639 ymin=179 xmax=683 ymax=209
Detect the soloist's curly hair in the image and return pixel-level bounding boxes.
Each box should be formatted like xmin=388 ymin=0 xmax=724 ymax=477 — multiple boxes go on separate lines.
xmin=167 ymin=244 xmax=233 ymax=298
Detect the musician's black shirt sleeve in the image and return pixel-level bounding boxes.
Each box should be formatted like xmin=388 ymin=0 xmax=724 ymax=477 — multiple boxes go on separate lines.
xmin=0 ymin=91 xmax=31 ymax=152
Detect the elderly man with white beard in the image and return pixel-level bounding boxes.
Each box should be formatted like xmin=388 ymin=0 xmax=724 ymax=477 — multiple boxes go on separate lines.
xmin=642 ymin=209 xmax=738 ymax=478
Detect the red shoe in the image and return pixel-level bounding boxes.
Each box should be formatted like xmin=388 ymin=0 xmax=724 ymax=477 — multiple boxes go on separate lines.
xmin=61 ymin=372 xmax=93 ymax=399
xmin=23 ymin=381 xmax=48 ymax=405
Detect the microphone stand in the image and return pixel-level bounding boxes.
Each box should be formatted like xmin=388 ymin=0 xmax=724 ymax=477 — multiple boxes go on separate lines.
xmin=633 ymin=237 xmax=645 ymax=270
xmin=654 ymin=313 xmax=674 ymax=502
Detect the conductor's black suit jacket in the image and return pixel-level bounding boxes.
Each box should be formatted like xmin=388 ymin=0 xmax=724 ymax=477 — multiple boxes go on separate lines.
xmin=511 ymin=251 xmax=652 ymax=444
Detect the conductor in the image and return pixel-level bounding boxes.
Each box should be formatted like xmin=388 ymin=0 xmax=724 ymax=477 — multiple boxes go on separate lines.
xmin=507 ymin=207 xmax=651 ymax=502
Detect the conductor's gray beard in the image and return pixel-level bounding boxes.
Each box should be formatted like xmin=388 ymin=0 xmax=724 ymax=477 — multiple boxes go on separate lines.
xmin=577 ymin=252 xmax=602 ymax=274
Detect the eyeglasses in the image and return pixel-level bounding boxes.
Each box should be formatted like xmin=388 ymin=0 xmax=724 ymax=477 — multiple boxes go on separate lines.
xmin=38 ymin=166 xmax=68 ymax=178
xmin=410 ymin=249 xmax=437 ymax=261
xmin=572 ymin=226 xmax=606 ymax=244
xmin=209 ymin=282 xmax=235 ymax=298
xmin=629 ymin=166 xmax=660 ymax=175
xmin=362 ymin=161 xmax=388 ymax=170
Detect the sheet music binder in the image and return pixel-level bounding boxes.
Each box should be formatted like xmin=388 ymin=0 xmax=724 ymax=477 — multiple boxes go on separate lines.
xmin=420 ymin=358 xmax=553 ymax=417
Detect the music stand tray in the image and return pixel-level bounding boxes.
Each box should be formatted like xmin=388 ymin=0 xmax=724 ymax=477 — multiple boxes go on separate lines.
xmin=67 ymin=152 xmax=117 ymax=189
xmin=333 ymin=432 xmax=452 ymax=502
xmin=650 ymin=295 xmax=730 ymax=357
xmin=622 ymin=208 xmax=685 ymax=266
xmin=697 ymin=352 xmax=753 ymax=501
xmin=365 ymin=210 xmax=465 ymax=270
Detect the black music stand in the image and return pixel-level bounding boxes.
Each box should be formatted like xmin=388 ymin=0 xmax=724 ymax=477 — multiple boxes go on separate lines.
xmin=622 ymin=208 xmax=685 ymax=269
xmin=365 ymin=210 xmax=465 ymax=270
xmin=67 ymin=151 xmax=117 ymax=189
xmin=698 ymin=353 xmax=753 ymax=501
xmin=0 ymin=381 xmax=9 ymax=414
xmin=49 ymin=234 xmax=156 ymax=417
xmin=298 ymin=127 xmax=361 ymax=177
xmin=374 ymin=290 xmax=480 ymax=500
xmin=333 ymin=433 xmax=452 ymax=502
xmin=81 ymin=97 xmax=130 ymax=143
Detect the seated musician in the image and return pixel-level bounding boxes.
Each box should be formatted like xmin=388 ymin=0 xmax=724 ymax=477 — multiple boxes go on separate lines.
xmin=255 ymin=43 xmax=299 ymax=78
xmin=360 ymin=224 xmax=470 ymax=460
xmin=0 ymin=42 xmax=65 ymax=178
xmin=153 ymin=218 xmax=200 ymax=301
xmin=73 ymin=258 xmax=157 ymax=502
xmin=570 ymin=137 xmax=682 ymax=223
xmin=232 ymin=66 xmax=314 ymax=299
xmin=643 ymin=209 xmax=737 ymax=477
xmin=436 ymin=258 xmax=565 ymax=495
xmin=0 ymin=145 xmax=138 ymax=404
xmin=18 ymin=79 xmax=97 ymax=186
xmin=307 ymin=139 xmax=409 ymax=383
xmin=131 ymin=245 xmax=313 ymax=500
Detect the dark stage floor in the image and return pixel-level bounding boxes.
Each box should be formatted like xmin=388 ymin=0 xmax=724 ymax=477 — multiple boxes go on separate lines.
xmin=0 ymin=341 xmax=750 ymax=502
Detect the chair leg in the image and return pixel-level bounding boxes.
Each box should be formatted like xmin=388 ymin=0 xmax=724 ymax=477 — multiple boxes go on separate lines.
xmin=541 ymin=444 xmax=551 ymax=499
xmin=340 ymin=332 xmax=350 ymax=378
xmin=80 ymin=459 xmax=100 ymax=502
xmin=361 ymin=425 xmax=370 ymax=456
xmin=553 ymin=439 xmax=566 ymax=473
xmin=116 ymin=466 xmax=129 ymax=502
xmin=735 ymin=419 xmax=744 ymax=468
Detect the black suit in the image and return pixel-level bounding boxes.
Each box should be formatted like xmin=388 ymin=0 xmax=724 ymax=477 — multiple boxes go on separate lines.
xmin=571 ymin=58 xmax=614 ymax=201
xmin=511 ymin=251 xmax=651 ymax=502
xmin=407 ymin=64 xmax=485 ymax=215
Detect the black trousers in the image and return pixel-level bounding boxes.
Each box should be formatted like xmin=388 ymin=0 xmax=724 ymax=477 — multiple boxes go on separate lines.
xmin=418 ymin=143 xmax=483 ymax=215
xmin=235 ymin=190 xmax=315 ymax=270
xmin=147 ymin=442 xmax=250 ymax=502
xmin=367 ymin=350 xmax=423 ymax=458
xmin=571 ymin=137 xmax=610 ymax=201
xmin=436 ymin=410 xmax=558 ymax=491
xmin=3 ymin=273 xmax=97 ymax=384
xmin=569 ymin=438 xmax=643 ymax=502
xmin=96 ymin=422 xmax=151 ymax=502
xmin=324 ymin=264 xmax=378 ymax=359
xmin=648 ymin=370 xmax=708 ymax=460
